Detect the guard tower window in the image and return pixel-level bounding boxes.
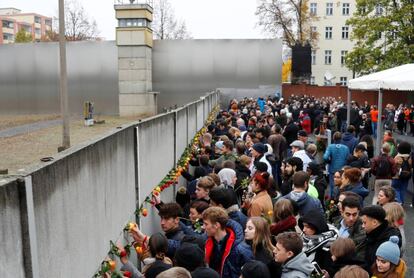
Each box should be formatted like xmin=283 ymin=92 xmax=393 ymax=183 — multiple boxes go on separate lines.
xmin=119 ymin=18 xmax=148 ymax=28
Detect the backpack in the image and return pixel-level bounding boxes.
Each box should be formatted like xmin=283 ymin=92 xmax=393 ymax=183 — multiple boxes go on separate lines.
xmin=375 ymin=155 xmax=390 ymax=176
xmin=399 ymin=157 xmax=412 ymax=179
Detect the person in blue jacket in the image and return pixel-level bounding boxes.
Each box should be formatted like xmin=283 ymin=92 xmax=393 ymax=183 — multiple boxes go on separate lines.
xmin=324 ymin=131 xmax=350 ymax=197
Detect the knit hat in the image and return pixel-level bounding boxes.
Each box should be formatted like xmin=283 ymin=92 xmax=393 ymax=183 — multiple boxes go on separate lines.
xmin=376 ymin=236 xmax=400 ymax=265
xmin=241 ymin=260 xmax=271 ymax=278
xmin=174 ymin=243 xmax=204 ymax=272
xmin=252 ymin=143 xmax=267 ymax=154
xmin=145 ymin=261 xmax=171 ymax=278
xmin=360 ymin=205 xmax=386 ymax=223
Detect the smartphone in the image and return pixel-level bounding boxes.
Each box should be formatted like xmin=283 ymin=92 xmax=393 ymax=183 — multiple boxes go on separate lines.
xmin=312 ymin=262 xmax=325 ymax=278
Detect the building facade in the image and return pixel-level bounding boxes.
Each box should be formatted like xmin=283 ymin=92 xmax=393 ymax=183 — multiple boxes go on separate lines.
xmin=0 ymin=8 xmax=52 ymax=44
xmin=309 ymin=1 xmax=355 ymax=86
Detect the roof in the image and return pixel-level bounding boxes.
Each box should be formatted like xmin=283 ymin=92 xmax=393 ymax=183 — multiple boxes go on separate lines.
xmin=348 ymin=64 xmax=414 ymax=91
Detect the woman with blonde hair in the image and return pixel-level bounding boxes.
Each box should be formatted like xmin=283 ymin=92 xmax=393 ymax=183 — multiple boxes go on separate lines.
xmin=244 ymin=217 xmax=274 ymax=264
xmin=377 ymin=185 xmax=396 ymax=206
xmin=384 ymin=202 xmax=406 ymax=256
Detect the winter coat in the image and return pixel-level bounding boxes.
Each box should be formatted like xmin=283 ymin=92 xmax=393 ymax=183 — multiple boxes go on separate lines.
xmin=281 ymin=251 xmax=314 ymax=278
xmin=205 ymin=219 xmax=254 ymax=278
xmin=280 ymin=176 xmax=293 ymax=196
xmin=325 ymin=255 xmax=365 ymax=278
xmin=323 ymin=143 xmax=350 ymax=173
xmin=248 ymin=190 xmax=273 ymax=217
xmin=284 ymin=191 xmax=324 ymax=217
xmin=227 ymin=204 xmax=248 ymax=230
xmin=341 ymin=132 xmax=358 ymax=153
xmin=270 ymin=215 xmax=297 ymax=237
xmin=362 ymin=221 xmax=402 ymax=271
xmin=340 ymin=182 xmax=369 ymax=205
xmin=283 ymin=122 xmax=300 ymax=146
xmin=334 ymin=217 xmax=366 ymax=261
xmin=371 ymin=153 xmax=397 ymax=179
xmin=268 ymin=133 xmax=287 ymax=161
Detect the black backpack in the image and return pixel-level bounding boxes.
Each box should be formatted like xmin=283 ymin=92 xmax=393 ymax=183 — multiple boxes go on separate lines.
xmin=376 ymin=155 xmax=390 ymax=176
xmin=265 ymin=153 xmax=278 ymax=179
xmin=399 ymin=157 xmax=412 ymax=179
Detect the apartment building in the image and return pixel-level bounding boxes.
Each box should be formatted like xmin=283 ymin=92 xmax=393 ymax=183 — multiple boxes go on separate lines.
xmin=0 ymin=7 xmax=52 ymax=44
xmin=309 ymin=1 xmax=356 ymax=86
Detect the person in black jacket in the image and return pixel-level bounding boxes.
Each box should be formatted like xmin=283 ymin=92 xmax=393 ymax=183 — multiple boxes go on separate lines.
xmin=306 ymin=162 xmax=328 ymax=209
xmin=323 ymin=237 xmax=364 ymax=277
xmin=346 ymin=144 xmax=370 ymax=188
xmin=360 ymin=205 xmax=402 ymax=273
xmin=283 ymin=118 xmax=300 ymax=147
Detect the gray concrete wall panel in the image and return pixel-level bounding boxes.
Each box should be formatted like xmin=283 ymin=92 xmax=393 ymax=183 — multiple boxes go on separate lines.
xmin=0 ymin=41 xmax=118 ymax=115
xmin=176 ymin=108 xmax=188 ymax=161
xmin=152 ymin=39 xmax=282 ymax=111
xmin=0 ymin=180 xmax=26 ymax=278
xmin=187 ymin=103 xmax=197 ymax=143
xmin=137 ymin=113 xmax=175 ymax=235
xmin=30 ymin=128 xmax=136 ymax=277
xmin=196 ymin=101 xmax=204 ymax=130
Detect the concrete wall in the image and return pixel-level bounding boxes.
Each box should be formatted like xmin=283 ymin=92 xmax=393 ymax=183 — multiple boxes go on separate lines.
xmin=0 ymin=41 xmax=119 ymax=115
xmin=0 ymin=39 xmax=281 ymax=115
xmin=0 ymin=91 xmax=219 ymax=277
xmin=0 ymin=179 xmax=26 ymax=278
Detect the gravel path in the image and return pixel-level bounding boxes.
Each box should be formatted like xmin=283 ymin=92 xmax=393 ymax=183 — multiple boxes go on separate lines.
xmin=0 ymin=119 xmax=63 ymax=138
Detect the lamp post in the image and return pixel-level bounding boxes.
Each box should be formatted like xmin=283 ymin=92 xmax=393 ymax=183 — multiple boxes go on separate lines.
xmin=59 ymin=0 xmax=70 ymax=150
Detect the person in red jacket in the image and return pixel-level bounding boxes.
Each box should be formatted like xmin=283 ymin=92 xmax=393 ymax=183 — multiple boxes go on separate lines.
xmin=371 ymin=105 xmax=379 ymax=138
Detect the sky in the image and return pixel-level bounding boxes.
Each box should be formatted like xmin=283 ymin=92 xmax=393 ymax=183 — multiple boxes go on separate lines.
xmin=2 ymin=0 xmax=268 ymax=40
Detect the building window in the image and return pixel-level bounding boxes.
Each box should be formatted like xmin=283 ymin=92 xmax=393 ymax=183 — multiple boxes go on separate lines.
xmin=119 ymin=18 xmax=148 ymax=28
xmin=340 ymin=77 xmax=348 ymax=86
xmin=375 ymin=5 xmax=383 ymax=16
xmin=2 ymin=33 xmax=14 ymax=41
xmin=326 ymin=3 xmax=333 ymax=15
xmin=342 ymin=3 xmax=350 ymax=15
xmin=310 ymin=3 xmax=317 ymax=15
xmin=35 ymin=28 xmax=41 ymax=35
xmin=20 ymin=25 xmax=32 ymax=33
xmin=2 ymin=20 xmax=14 ymax=28
xmin=34 ymin=16 xmax=41 ymax=24
xmin=311 ymin=50 xmax=316 ymax=65
xmin=325 ymin=50 xmax=332 ymax=64
xmin=342 ymin=26 xmax=349 ymax=39
xmin=310 ymin=76 xmax=316 ymax=85
xmin=311 ymin=26 xmax=317 ymax=38
xmin=341 ymin=50 xmax=348 ymax=65
xmin=325 ymin=27 xmax=333 ymax=39
xmin=45 ymin=19 xmax=52 ymax=26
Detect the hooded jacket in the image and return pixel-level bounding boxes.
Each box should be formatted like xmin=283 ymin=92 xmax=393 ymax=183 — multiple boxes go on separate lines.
xmin=340 ymin=132 xmax=358 ymax=153
xmin=284 ymin=191 xmax=324 ymax=217
xmin=281 ymin=251 xmax=314 ymax=278
xmin=205 ymin=219 xmax=254 ymax=278
xmin=299 ymin=209 xmax=338 ymax=269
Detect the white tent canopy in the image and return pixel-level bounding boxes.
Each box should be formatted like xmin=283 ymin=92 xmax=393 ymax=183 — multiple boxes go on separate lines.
xmin=348 ymin=63 xmax=414 ymax=91
xmin=347 ymin=64 xmax=414 ymax=155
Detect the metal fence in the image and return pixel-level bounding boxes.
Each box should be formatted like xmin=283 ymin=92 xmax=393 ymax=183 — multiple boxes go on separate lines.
xmin=0 ymin=91 xmax=219 ymax=278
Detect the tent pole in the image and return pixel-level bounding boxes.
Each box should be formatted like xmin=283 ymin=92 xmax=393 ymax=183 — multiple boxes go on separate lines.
xmin=376 ymin=89 xmax=383 ymax=155
xmin=347 ymin=88 xmax=351 ymax=127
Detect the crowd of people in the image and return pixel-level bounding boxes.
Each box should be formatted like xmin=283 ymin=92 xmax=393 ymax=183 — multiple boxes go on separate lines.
xmin=115 ymin=95 xmax=412 ymax=278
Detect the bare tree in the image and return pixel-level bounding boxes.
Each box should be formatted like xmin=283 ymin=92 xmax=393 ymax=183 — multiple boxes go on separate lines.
xmin=256 ymin=0 xmax=317 ymax=47
xmin=152 ymin=0 xmax=191 ymax=40
xmin=64 ymin=0 xmax=99 ymax=40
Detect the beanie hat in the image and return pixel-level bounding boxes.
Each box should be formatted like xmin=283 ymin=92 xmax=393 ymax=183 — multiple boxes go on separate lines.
xmin=174 ymin=243 xmax=204 ymax=272
xmin=252 ymin=143 xmax=266 ymax=154
xmin=376 ymin=236 xmax=400 ymax=265
xmin=145 ymin=261 xmax=171 ymax=278
xmin=241 ymin=260 xmax=271 ymax=278
xmin=191 ymin=267 xmax=220 ymax=278
xmin=360 ymin=205 xmax=386 ymax=223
